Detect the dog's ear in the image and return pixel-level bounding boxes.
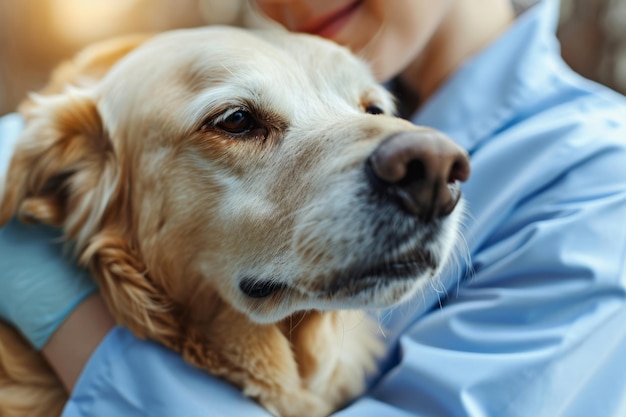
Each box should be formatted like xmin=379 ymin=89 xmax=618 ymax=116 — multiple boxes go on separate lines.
xmin=0 ymin=90 xmax=119 ymax=244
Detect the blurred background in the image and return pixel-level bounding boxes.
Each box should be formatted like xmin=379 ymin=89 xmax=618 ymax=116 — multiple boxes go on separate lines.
xmin=0 ymin=0 xmax=625 ymax=116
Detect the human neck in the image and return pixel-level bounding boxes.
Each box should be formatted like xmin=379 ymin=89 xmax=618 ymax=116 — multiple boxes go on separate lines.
xmin=399 ymin=0 xmax=515 ymax=111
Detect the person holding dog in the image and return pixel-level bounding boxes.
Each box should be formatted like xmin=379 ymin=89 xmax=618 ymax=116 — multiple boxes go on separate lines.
xmin=1 ymin=0 xmax=626 ymax=416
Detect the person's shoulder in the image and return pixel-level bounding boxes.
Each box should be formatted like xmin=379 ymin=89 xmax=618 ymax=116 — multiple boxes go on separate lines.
xmin=514 ymin=66 xmax=626 ymax=151
xmin=485 ymin=69 xmax=626 ymax=188
xmin=565 ymin=72 xmax=626 ymax=125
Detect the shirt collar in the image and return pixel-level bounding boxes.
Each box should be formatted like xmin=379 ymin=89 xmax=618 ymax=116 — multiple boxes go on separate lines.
xmin=411 ymin=0 xmax=561 ymax=152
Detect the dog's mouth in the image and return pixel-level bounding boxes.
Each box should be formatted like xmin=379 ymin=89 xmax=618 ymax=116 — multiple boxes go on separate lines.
xmin=239 ymin=278 xmax=288 ymax=298
xmin=238 ymin=248 xmax=437 ymax=301
xmin=321 ymin=249 xmax=437 ymax=297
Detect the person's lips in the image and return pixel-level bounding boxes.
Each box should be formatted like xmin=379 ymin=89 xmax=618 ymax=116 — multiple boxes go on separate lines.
xmin=299 ymin=1 xmax=363 ymax=39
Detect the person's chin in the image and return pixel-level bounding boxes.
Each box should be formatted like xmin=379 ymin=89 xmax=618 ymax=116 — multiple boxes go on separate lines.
xmin=349 ymin=32 xmax=396 ymax=81
xmin=334 ymin=13 xmax=381 ymax=57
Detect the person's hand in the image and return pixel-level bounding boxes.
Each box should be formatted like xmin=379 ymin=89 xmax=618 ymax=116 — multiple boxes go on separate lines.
xmin=0 ymin=113 xmax=98 ymax=349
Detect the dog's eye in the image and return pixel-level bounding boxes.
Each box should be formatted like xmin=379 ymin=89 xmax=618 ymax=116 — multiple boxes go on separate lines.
xmin=365 ymin=105 xmax=385 ymax=115
xmin=216 ymin=110 xmax=258 ymax=135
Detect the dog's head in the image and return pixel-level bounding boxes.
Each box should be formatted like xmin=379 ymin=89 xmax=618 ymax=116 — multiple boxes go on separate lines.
xmin=0 ymin=27 xmax=469 ymax=328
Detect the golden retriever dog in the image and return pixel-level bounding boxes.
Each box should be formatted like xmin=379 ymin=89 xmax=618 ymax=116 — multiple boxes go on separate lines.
xmin=0 ymin=26 xmax=469 ymax=417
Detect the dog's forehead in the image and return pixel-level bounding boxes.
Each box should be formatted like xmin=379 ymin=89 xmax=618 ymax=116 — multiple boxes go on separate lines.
xmin=113 ymin=26 xmax=376 ymax=96
xmin=99 ymin=26 xmax=387 ymax=137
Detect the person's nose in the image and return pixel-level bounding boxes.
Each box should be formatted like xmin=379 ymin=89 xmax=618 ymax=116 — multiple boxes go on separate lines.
xmin=366 ymin=130 xmax=470 ymax=221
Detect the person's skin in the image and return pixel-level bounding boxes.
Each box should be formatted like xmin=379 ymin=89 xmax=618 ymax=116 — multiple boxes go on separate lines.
xmin=41 ymin=0 xmax=516 ymax=391
xmin=41 ymin=294 xmax=115 ymax=391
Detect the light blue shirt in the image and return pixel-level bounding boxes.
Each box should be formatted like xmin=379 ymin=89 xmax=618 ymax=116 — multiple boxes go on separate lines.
xmin=0 ymin=113 xmax=21 ymax=182
xmin=10 ymin=0 xmax=626 ymax=415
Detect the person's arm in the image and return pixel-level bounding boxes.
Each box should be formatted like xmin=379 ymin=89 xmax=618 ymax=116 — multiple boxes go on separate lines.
xmin=41 ymin=294 xmax=114 ymax=392
xmin=59 ymin=168 xmax=626 ymax=417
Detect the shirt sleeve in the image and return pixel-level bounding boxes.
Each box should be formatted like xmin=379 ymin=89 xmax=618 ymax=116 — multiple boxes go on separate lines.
xmin=62 ymin=326 xmax=274 ymax=417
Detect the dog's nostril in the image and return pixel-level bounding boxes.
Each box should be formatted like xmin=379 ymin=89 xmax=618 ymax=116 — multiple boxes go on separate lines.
xmin=239 ymin=277 xmax=286 ymax=298
xmin=449 ymin=158 xmax=471 ymax=184
xmin=367 ymin=130 xmax=470 ymax=220
xmin=397 ymin=159 xmax=427 ymax=188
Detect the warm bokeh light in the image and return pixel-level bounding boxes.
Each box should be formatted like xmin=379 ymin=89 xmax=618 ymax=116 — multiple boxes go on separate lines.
xmin=0 ymin=0 xmax=625 ymax=116
xmin=0 ymin=0 xmax=209 ymax=115
xmin=50 ymin=0 xmax=140 ymax=44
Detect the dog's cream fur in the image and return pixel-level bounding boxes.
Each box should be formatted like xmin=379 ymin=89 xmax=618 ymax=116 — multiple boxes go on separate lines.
xmin=0 ymin=27 xmax=465 ymax=417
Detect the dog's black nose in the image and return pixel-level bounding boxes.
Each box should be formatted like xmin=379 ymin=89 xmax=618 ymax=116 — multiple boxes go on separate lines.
xmin=366 ymin=130 xmax=470 ymax=221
